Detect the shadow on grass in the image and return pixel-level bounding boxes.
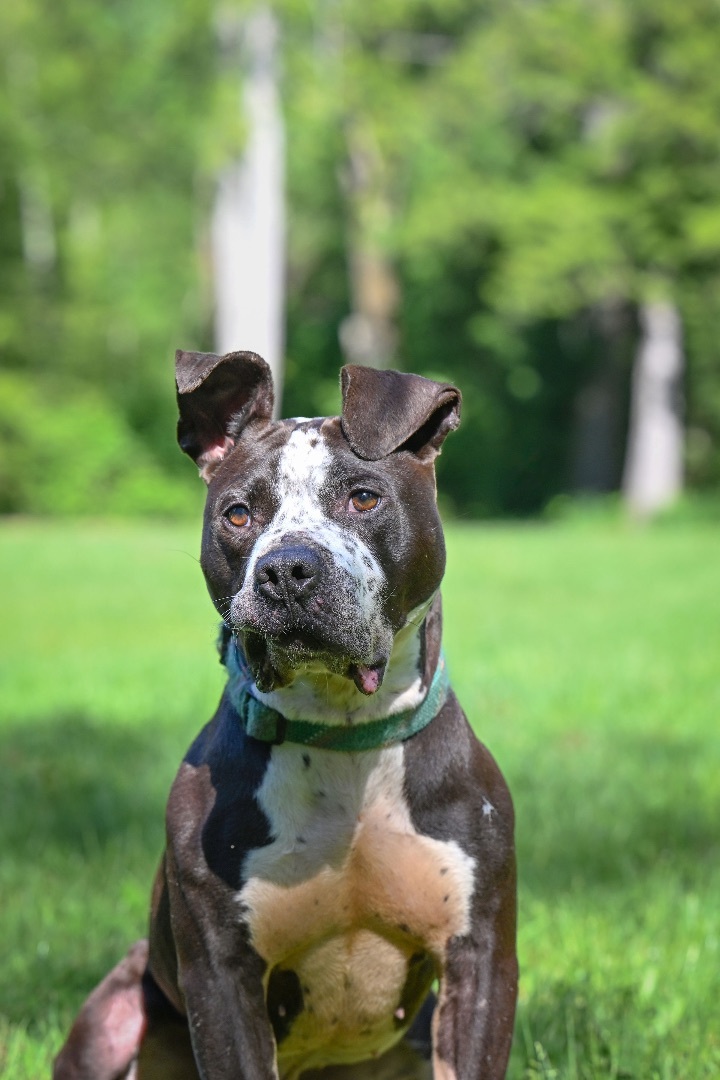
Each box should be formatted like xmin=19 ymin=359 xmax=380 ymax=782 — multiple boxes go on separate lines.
xmin=0 ymin=712 xmax=173 ymax=855
xmin=1 ymin=713 xmax=180 ymax=1026
xmin=512 ymin=728 xmax=719 ymax=895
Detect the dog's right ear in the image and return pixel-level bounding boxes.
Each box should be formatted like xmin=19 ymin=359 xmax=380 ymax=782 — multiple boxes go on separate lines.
xmin=176 ymin=349 xmax=274 ymax=481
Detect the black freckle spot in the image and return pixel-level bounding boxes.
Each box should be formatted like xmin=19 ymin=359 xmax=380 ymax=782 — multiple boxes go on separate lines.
xmin=399 ymin=923 xmax=410 ymax=934
xmin=316 ymin=790 xmax=326 ymax=798
xmin=303 ymin=754 xmax=311 ymax=768
xmin=314 ymin=899 xmax=319 ymax=905
xmin=386 ymin=812 xmax=391 ymax=820
xmin=296 ymin=836 xmax=306 ymax=844
xmin=344 ymin=975 xmax=352 ymax=989
xmin=443 ymin=895 xmax=449 ymax=902
xmin=440 ymin=867 xmax=448 ymax=875
xmin=303 ymin=985 xmax=311 ymax=995
xmin=409 ymin=953 xmax=424 ymax=966
xmin=331 ymin=1016 xmax=339 ymax=1025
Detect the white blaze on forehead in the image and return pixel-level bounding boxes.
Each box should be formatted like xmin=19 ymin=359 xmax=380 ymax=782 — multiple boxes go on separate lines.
xmin=277 ymin=426 xmax=331 ymax=500
xmin=242 ymin=426 xmax=385 ymax=598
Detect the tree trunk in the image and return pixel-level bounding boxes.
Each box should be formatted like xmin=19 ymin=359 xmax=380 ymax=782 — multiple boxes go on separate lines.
xmin=622 ymin=299 xmax=684 ymax=517
xmin=571 ymin=302 xmax=633 ymax=494
xmin=19 ymin=171 xmax=56 ymax=274
xmin=211 ymin=6 xmax=286 ymax=410
xmin=339 ymin=120 xmax=399 ymax=369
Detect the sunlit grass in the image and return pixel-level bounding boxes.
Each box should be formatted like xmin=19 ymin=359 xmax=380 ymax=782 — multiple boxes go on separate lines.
xmin=1 ymin=517 xmax=718 ymax=1078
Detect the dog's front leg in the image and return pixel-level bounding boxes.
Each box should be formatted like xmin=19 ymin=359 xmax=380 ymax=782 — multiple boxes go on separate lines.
xmin=166 ymin=853 xmax=277 ymax=1080
xmin=432 ymin=906 xmax=518 ymax=1080
xmin=180 ymin=950 xmax=276 ymax=1080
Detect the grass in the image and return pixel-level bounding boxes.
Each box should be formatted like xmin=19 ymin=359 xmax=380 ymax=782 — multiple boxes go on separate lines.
xmin=1 ymin=516 xmax=719 ymax=1078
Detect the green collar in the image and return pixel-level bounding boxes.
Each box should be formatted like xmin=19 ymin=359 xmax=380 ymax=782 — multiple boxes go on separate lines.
xmin=224 ymin=641 xmax=450 ymax=751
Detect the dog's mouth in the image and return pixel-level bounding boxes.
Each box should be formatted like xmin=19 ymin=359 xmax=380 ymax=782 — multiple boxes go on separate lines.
xmin=235 ymin=622 xmax=389 ymax=696
xmin=265 ymin=631 xmax=387 ymax=694
xmin=347 ymin=661 xmax=386 ymax=695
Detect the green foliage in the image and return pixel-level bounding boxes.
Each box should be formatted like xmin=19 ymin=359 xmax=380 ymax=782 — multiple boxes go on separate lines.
xmin=389 ymin=0 xmax=720 ymax=504
xmin=0 ymin=373 xmax=195 ymax=515
xmin=2 ymin=0 xmax=720 ymax=515
xmin=0 ymin=0 xmax=215 ymax=512
xmin=1 ymin=518 xmax=719 ymax=1076
xmin=279 ymin=0 xmax=720 ymax=511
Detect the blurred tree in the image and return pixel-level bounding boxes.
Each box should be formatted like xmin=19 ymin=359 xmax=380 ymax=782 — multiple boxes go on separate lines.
xmin=339 ymin=116 xmax=400 ymax=370
xmin=623 ymin=300 xmax=684 ymax=516
xmin=211 ymin=5 xmax=286 ymax=407
xmin=384 ymin=0 xmax=720 ymax=512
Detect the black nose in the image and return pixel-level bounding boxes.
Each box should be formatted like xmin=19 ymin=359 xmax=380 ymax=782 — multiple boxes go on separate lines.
xmin=254 ymin=545 xmax=323 ymax=603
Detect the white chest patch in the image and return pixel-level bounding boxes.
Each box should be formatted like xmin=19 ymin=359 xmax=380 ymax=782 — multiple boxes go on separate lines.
xmin=238 ymin=744 xmax=476 ymax=1074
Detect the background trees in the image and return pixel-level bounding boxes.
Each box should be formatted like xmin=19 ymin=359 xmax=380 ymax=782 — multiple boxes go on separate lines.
xmin=2 ymin=0 xmax=720 ymax=516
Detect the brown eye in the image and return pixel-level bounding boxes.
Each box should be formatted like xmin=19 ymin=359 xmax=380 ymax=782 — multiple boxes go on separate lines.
xmin=226 ymin=504 xmax=251 ymax=528
xmin=349 ymin=490 xmax=380 ymax=513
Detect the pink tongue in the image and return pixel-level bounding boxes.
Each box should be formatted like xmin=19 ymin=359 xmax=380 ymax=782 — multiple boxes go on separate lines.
xmin=351 ymin=663 xmax=385 ymax=695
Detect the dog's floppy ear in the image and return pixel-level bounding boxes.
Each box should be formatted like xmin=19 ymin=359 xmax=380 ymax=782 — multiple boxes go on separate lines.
xmin=176 ymin=349 xmax=274 ymax=480
xmin=340 ymin=365 xmax=461 ymax=462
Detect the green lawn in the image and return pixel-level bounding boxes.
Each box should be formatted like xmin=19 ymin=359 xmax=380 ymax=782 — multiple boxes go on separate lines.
xmin=1 ymin=517 xmax=718 ymax=1078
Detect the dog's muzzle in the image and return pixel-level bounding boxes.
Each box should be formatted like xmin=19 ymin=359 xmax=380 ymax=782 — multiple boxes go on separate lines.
xmin=229 ymin=537 xmax=393 ymax=694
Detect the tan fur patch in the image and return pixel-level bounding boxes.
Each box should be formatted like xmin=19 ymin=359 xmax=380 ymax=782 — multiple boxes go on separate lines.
xmin=243 ymin=818 xmax=472 ymax=964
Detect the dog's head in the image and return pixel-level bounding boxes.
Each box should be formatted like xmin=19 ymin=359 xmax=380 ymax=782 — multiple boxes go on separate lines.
xmin=176 ymin=350 xmax=460 ymax=695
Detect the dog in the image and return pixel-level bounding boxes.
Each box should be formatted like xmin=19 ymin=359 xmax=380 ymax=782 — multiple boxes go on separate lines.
xmin=54 ymin=351 xmax=517 ymax=1080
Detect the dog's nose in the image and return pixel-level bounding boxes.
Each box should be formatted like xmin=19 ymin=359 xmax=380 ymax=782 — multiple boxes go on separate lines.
xmin=254 ymin=545 xmax=323 ymax=603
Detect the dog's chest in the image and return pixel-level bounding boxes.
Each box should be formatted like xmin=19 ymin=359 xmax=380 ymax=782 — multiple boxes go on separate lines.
xmin=239 ymin=744 xmax=475 ymax=1071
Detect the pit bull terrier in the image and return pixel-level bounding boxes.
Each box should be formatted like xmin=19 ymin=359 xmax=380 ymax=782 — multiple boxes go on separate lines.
xmin=54 ymin=351 xmax=517 ymax=1080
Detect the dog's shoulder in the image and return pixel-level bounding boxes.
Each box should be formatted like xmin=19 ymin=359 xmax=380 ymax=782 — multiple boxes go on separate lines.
xmin=403 ymin=691 xmax=515 ymax=882
xmin=167 ymin=692 xmax=274 ymax=890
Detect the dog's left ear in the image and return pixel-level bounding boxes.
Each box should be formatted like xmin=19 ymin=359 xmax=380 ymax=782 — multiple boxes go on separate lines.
xmin=340 ymin=365 xmax=461 ymax=462
xmin=176 ymin=349 xmax=274 ymax=481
